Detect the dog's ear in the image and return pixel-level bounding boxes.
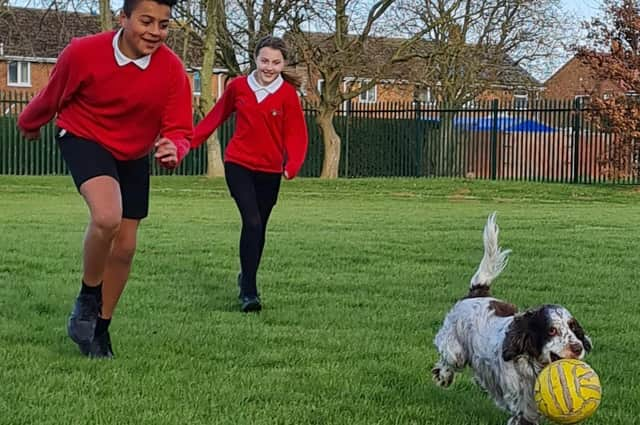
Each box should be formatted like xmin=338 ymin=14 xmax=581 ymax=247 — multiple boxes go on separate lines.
xmin=502 ymin=308 xmax=546 ymax=361
xmin=570 ymin=318 xmax=592 ymax=353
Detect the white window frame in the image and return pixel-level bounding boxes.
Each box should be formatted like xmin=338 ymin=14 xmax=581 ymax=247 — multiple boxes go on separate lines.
xmin=317 ymin=79 xmax=325 ymax=96
xmin=513 ymin=94 xmax=528 ymax=110
xmin=359 ymin=80 xmax=377 ymax=103
xmin=415 ymin=87 xmax=434 ymax=105
xmin=574 ymin=94 xmax=590 ymax=109
xmin=192 ymin=70 xmax=202 ymax=95
xmin=7 ymin=61 xmax=31 ymax=87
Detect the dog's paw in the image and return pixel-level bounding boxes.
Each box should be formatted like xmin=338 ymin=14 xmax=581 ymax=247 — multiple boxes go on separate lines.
xmin=431 ymin=366 xmax=455 ymax=387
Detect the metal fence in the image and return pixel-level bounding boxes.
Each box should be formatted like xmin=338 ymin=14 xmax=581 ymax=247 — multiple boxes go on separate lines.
xmin=1 ymin=91 xmax=638 ymax=183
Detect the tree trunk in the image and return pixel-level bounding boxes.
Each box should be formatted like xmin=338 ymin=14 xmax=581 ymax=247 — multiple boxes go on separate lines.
xmin=206 ymin=132 xmax=224 ymax=177
xmin=316 ymin=108 xmax=341 ymax=178
xmin=200 ymin=0 xmax=224 ymax=178
xmin=99 ymin=0 xmax=112 ymax=31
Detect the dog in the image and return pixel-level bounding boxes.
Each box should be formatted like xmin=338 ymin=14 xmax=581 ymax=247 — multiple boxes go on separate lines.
xmin=431 ymin=213 xmax=592 ymax=425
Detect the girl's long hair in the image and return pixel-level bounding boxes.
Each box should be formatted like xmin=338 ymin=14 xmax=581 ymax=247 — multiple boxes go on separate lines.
xmin=254 ymin=35 xmax=303 ymax=90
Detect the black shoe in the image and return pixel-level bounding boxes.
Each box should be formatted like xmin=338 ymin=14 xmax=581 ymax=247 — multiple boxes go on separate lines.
xmin=67 ymin=293 xmax=100 ymax=353
xmin=237 ymin=272 xmax=260 ymax=299
xmin=240 ymin=295 xmax=262 ymax=313
xmin=88 ymin=331 xmax=114 ymax=359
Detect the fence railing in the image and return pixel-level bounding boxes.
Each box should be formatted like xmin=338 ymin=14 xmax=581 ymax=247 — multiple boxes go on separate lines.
xmin=1 ymin=91 xmax=638 ymax=183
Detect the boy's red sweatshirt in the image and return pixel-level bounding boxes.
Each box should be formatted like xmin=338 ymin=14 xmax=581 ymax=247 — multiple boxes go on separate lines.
xmin=18 ymin=31 xmax=192 ymax=162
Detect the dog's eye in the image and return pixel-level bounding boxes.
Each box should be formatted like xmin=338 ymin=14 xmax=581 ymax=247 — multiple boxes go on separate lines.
xmin=548 ymin=327 xmax=558 ymax=336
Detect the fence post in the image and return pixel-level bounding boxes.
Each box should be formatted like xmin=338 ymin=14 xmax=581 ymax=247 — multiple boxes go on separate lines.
xmin=490 ymin=99 xmax=499 ymax=180
xmin=572 ymin=98 xmax=581 ymax=183
xmin=344 ymin=99 xmax=351 ymax=178
xmin=414 ymin=100 xmax=422 ymax=176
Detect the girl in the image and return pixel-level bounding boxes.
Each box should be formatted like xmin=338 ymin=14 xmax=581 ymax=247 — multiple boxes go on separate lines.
xmin=192 ymin=35 xmax=308 ymax=312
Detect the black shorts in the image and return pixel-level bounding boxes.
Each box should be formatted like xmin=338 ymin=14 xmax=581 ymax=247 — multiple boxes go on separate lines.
xmin=57 ymin=129 xmax=150 ymax=219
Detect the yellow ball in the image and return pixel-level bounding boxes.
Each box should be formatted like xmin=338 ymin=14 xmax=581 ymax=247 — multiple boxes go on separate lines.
xmin=534 ymin=359 xmax=602 ymax=424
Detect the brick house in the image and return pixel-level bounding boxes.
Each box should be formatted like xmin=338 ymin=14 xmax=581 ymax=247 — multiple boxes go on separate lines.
xmin=0 ymin=6 xmax=227 ymax=99
xmin=543 ymin=55 xmax=622 ymax=104
xmin=294 ymin=32 xmax=542 ymax=107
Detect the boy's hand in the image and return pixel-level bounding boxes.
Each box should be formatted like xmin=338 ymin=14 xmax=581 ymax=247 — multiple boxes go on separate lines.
xmin=155 ymin=137 xmax=178 ymax=169
xmin=20 ymin=128 xmax=40 ymax=140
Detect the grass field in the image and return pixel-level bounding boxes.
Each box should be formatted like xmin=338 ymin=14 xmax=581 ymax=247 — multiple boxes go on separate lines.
xmin=1 ymin=176 xmax=639 ymax=425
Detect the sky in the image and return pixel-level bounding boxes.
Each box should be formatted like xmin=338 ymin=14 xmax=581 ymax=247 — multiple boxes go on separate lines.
xmin=561 ymin=0 xmax=603 ymax=21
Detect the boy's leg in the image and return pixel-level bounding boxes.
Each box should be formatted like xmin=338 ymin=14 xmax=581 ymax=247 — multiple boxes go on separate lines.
xmin=58 ymin=134 xmax=123 ymax=353
xmin=101 ymin=218 xmax=140 ymax=319
xmin=87 ymin=155 xmax=149 ymax=358
xmin=80 ymin=176 xmax=124 ymax=286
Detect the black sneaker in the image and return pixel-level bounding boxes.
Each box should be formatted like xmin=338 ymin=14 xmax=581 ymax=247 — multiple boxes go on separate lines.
xmin=240 ymin=295 xmax=262 ymax=313
xmin=67 ymin=293 xmax=100 ymax=353
xmin=88 ymin=331 xmax=114 ymax=359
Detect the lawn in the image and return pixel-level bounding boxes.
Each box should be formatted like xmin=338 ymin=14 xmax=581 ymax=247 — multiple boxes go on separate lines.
xmin=1 ymin=176 xmax=638 ymax=425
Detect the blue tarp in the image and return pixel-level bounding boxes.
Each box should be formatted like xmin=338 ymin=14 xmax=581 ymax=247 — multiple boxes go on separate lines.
xmin=453 ymin=116 xmax=556 ymax=133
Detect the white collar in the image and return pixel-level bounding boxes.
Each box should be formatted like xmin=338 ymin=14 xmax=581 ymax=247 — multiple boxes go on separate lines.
xmin=247 ymin=71 xmax=283 ymax=95
xmin=112 ymin=28 xmax=151 ymax=70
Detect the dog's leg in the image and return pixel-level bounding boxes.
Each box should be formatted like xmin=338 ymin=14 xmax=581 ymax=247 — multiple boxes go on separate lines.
xmin=431 ymin=358 xmax=457 ymax=387
xmin=506 ymin=414 xmax=537 ymax=425
xmin=432 ymin=330 xmax=467 ymax=387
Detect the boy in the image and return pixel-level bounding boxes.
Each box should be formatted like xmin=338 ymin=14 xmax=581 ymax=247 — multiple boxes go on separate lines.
xmin=17 ymin=0 xmax=192 ymax=358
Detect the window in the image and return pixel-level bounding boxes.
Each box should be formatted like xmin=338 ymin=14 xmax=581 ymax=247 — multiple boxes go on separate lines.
xmin=359 ymin=81 xmax=377 ymax=103
xmin=415 ymin=87 xmax=433 ymax=105
xmin=574 ymin=95 xmax=590 ymax=109
xmin=192 ymin=71 xmax=201 ymax=95
xmin=8 ymin=61 xmax=31 ymax=87
xmin=513 ymin=94 xmax=528 ymax=110
xmin=317 ymin=79 xmax=325 ymax=96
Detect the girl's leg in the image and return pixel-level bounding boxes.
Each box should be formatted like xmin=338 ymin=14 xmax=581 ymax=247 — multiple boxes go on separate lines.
xmin=254 ymin=172 xmax=282 ymax=269
xmin=225 ymin=163 xmax=263 ymax=298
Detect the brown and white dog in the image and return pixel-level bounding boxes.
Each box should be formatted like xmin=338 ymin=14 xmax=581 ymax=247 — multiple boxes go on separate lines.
xmin=431 ymin=213 xmax=592 ymax=425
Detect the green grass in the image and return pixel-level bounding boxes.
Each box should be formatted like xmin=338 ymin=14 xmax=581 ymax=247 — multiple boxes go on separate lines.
xmin=1 ymin=176 xmax=639 ymax=425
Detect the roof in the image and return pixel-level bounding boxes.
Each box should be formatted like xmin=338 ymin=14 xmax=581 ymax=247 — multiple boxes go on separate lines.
xmin=294 ymin=32 xmax=541 ymax=88
xmin=0 ymin=6 xmax=204 ymax=67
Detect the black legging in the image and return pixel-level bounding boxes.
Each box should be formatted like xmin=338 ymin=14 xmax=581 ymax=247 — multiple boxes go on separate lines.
xmin=225 ymin=162 xmax=282 ymax=297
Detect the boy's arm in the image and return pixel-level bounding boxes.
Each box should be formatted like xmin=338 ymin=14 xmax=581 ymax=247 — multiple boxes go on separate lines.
xmin=17 ymin=41 xmax=82 ymax=136
xmin=282 ymin=89 xmax=308 ymax=179
xmin=160 ymin=69 xmax=193 ymax=165
xmin=191 ymin=79 xmax=237 ymax=149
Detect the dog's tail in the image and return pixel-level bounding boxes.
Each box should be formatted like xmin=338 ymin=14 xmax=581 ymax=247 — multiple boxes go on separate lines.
xmin=467 ymin=212 xmax=511 ymax=298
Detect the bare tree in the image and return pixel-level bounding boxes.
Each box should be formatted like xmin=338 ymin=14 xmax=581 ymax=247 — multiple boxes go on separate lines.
xmin=400 ymin=0 xmax=568 ymax=107
xmin=577 ymin=0 xmax=640 ymax=179
xmin=98 ymin=0 xmax=111 ymax=31
xmin=199 ymin=0 xmax=224 ymax=176
xmin=288 ymin=0 xmax=428 ymax=178
xmin=391 ymin=0 xmax=569 ymax=175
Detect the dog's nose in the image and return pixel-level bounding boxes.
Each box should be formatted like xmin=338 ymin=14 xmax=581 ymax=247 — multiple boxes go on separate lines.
xmin=569 ymin=342 xmax=583 ymax=355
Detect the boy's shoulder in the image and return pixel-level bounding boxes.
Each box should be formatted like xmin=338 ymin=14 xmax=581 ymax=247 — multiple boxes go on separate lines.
xmin=155 ymin=44 xmax=190 ymax=72
xmin=69 ymin=31 xmax=115 ymax=50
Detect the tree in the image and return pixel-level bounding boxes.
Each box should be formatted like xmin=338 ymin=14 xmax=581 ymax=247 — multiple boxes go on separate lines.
xmin=98 ymin=0 xmax=111 ymax=31
xmin=577 ymin=0 xmax=640 ymax=179
xmin=393 ymin=0 xmax=569 ymax=175
xmin=288 ymin=0 xmax=427 ymax=178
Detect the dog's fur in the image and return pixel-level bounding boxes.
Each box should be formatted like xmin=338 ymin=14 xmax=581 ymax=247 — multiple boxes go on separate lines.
xmin=432 ymin=213 xmax=592 ymax=425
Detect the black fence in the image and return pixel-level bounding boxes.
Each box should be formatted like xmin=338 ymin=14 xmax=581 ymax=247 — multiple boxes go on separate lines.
xmin=1 ymin=91 xmax=637 ymax=183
